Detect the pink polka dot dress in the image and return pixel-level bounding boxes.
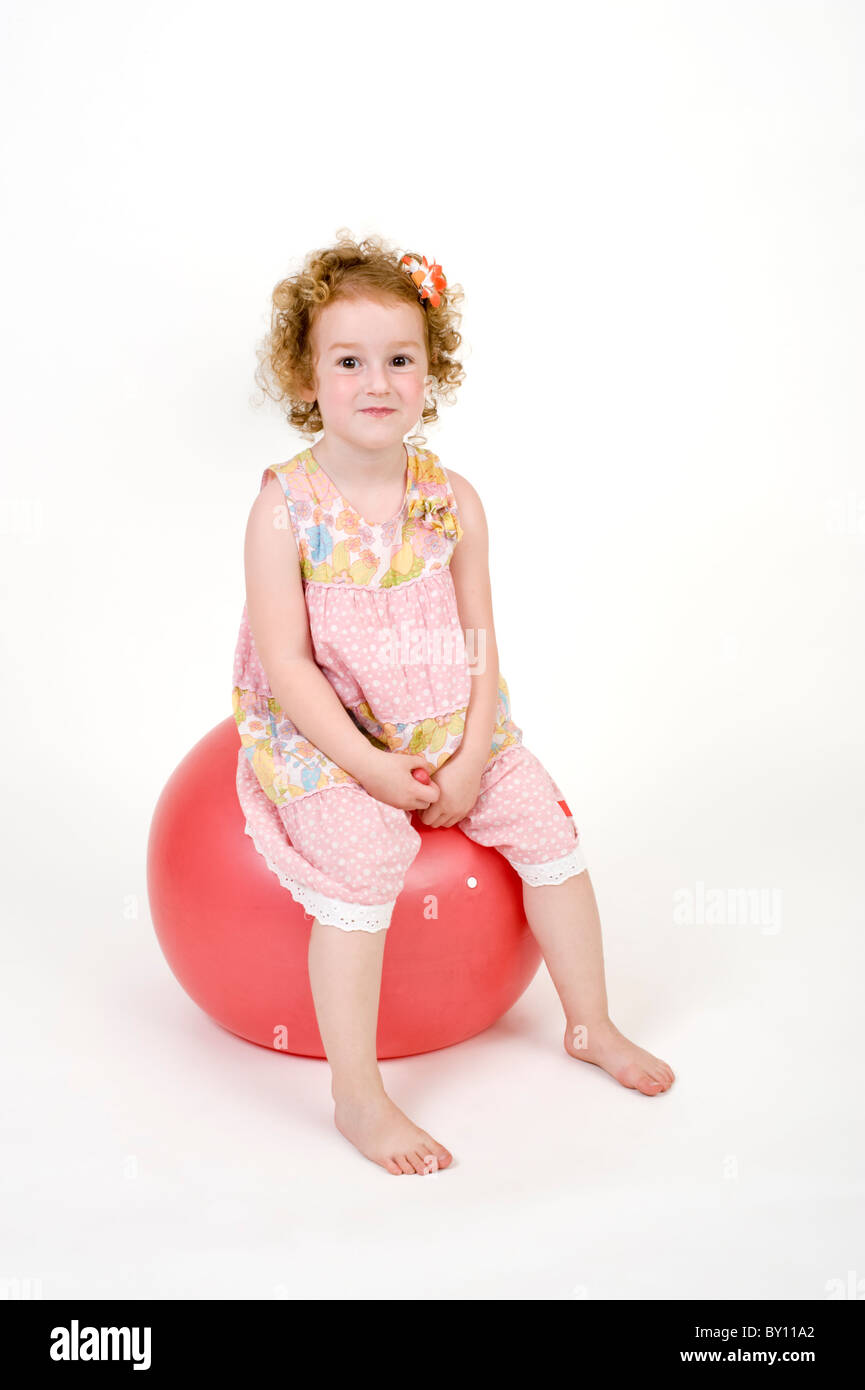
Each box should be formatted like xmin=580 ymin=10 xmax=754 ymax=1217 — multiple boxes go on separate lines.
xmin=231 ymin=441 xmax=587 ymax=932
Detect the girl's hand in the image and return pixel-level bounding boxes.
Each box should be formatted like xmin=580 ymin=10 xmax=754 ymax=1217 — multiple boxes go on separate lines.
xmin=359 ymin=750 xmax=442 ymax=813
xmin=417 ymin=752 xmax=484 ymax=828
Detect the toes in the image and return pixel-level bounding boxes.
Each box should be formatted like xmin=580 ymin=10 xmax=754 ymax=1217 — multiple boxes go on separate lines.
xmin=420 ymin=1138 xmax=453 ymax=1170
xmin=387 ymin=1142 xmax=453 ymax=1175
xmin=620 ymin=1062 xmax=657 ymax=1092
xmin=638 ymin=1073 xmax=664 ymax=1095
xmin=645 ymin=1060 xmax=673 ymax=1092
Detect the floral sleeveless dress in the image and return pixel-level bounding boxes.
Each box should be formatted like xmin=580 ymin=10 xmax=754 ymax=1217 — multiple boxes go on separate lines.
xmin=231 ymin=443 xmax=529 ymax=919
xmin=233 ymin=441 xmax=522 ymax=800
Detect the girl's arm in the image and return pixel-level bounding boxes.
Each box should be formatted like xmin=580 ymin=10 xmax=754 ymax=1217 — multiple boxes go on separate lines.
xmin=243 ymin=477 xmax=382 ymax=784
xmin=447 ymin=470 xmax=501 ymax=771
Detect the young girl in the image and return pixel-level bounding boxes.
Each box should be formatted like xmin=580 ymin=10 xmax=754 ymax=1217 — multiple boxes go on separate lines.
xmin=232 ymin=230 xmax=675 ymax=1176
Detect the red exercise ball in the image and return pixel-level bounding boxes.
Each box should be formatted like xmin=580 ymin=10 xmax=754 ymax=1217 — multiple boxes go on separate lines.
xmin=147 ymin=718 xmax=542 ymax=1060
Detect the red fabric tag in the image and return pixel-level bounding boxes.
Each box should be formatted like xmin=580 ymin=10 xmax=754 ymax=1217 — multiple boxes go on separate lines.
xmin=557 ymin=798 xmax=572 ymax=819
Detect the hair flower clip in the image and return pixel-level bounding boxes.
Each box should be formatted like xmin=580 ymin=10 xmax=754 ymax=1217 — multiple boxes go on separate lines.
xmin=399 ymin=252 xmax=447 ymax=308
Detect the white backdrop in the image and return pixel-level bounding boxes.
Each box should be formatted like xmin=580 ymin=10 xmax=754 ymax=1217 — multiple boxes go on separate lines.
xmin=2 ymin=0 xmax=863 ymax=1302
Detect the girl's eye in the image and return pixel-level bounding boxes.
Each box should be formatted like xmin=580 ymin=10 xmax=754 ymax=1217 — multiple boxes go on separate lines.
xmin=336 ymin=356 xmax=413 ymax=368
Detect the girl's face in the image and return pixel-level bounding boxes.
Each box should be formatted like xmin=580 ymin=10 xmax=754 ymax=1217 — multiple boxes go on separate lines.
xmin=301 ymin=295 xmax=431 ymax=448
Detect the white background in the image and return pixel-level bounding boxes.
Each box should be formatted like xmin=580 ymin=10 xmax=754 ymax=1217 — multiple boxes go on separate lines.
xmin=1 ymin=0 xmax=863 ymax=1300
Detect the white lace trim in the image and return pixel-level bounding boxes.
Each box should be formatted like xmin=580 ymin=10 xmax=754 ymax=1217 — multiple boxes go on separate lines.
xmin=508 ymin=843 xmax=588 ymax=886
xmin=241 ymin=817 xmax=394 ymax=933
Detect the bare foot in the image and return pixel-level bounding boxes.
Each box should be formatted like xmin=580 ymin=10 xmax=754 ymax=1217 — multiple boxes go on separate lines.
xmin=564 ymin=1018 xmax=675 ymax=1095
xmin=333 ymin=1088 xmax=454 ymax=1175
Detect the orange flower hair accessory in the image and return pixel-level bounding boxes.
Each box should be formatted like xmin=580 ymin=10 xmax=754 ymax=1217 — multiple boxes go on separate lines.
xmin=399 ymin=252 xmax=447 ymax=308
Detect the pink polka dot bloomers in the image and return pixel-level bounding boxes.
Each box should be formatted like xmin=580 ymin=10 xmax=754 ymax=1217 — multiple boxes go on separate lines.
xmin=231 ymin=441 xmax=587 ymax=933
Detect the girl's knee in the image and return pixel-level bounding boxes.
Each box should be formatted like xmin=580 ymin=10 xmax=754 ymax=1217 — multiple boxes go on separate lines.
xmin=280 ymin=786 xmax=420 ymax=908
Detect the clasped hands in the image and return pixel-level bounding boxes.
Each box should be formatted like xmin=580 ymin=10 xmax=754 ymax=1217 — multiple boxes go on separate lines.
xmin=416 ymin=749 xmax=484 ymax=829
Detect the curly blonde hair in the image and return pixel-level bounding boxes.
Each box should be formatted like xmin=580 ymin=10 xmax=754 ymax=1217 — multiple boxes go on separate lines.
xmin=253 ymin=228 xmax=466 ymax=448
